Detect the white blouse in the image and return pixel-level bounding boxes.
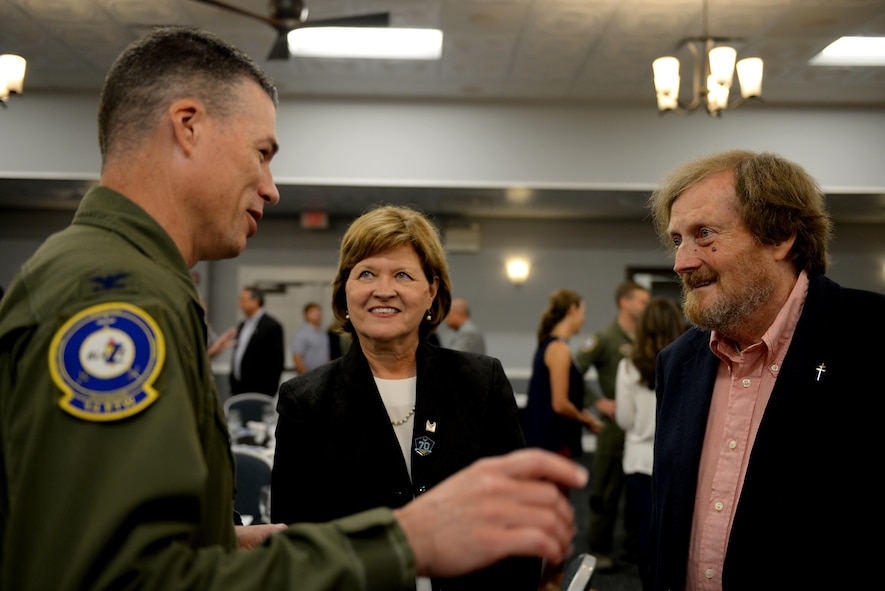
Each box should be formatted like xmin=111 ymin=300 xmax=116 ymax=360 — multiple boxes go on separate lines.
xmin=614 ymin=357 xmax=657 ymax=476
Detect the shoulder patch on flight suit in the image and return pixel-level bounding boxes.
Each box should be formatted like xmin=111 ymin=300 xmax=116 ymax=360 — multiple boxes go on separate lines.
xmin=581 ymin=336 xmax=598 ymax=352
xmin=49 ymin=302 xmax=165 ymax=421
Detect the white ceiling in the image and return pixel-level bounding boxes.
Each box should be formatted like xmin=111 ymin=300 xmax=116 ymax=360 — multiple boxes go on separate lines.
xmin=1 ymin=0 xmax=884 ymax=223
xmin=3 ymin=0 xmax=885 ymax=106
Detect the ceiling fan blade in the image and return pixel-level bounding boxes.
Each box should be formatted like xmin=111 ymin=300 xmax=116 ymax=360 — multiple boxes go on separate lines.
xmin=188 ymin=0 xmax=278 ymax=28
xmin=298 ymin=12 xmax=390 ymax=29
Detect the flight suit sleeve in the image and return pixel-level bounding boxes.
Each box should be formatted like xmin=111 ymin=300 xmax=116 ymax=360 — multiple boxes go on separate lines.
xmin=575 ymin=334 xmax=602 ymax=407
xmin=0 ymin=298 xmax=416 ymax=591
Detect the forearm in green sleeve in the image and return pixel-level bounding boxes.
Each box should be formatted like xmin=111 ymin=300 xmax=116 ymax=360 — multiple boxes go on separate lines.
xmin=269 ymin=507 xmax=417 ymax=591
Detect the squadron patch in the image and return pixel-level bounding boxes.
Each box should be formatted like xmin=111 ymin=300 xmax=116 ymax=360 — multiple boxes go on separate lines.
xmin=49 ymin=302 xmax=165 ymax=421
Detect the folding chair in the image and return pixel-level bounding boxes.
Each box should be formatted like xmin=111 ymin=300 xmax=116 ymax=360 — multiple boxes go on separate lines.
xmin=223 ymin=392 xmax=277 ymax=425
xmin=231 ymin=444 xmax=274 ymax=525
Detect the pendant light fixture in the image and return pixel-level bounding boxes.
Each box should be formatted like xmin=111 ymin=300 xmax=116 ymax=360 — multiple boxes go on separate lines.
xmin=0 ymin=54 xmax=27 ymax=107
xmin=652 ymin=0 xmax=763 ymax=116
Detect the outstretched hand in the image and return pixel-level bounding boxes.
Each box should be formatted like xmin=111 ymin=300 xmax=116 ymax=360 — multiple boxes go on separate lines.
xmin=393 ymin=448 xmax=588 ymax=579
xmin=235 ymin=523 xmax=288 ymax=550
xmin=208 ymin=327 xmax=237 ymax=360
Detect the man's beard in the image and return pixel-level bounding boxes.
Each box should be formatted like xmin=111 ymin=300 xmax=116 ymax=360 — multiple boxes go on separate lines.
xmin=681 ymin=265 xmax=773 ymax=339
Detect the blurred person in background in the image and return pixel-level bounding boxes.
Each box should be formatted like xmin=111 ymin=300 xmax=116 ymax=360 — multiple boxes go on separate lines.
xmin=524 ymin=288 xmax=604 ymax=591
xmin=525 ymin=288 xmax=604 ymax=459
xmin=229 ymin=286 xmax=285 ymax=396
xmin=576 ymin=280 xmax=649 ymax=571
xmin=290 ymin=301 xmax=331 ymax=374
xmin=614 ymin=296 xmax=685 ymax=581
xmin=442 ymin=297 xmax=486 ymax=354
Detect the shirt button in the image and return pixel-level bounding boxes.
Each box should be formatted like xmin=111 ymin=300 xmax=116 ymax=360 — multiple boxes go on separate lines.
xmin=714 ymin=501 xmax=724 ymax=511
xmin=729 ymin=440 xmax=737 ymax=449
xmin=770 ymin=364 xmax=779 ymax=372
xmin=705 ymin=568 xmax=714 ymax=579
xmin=742 ymin=378 xmax=751 ymax=387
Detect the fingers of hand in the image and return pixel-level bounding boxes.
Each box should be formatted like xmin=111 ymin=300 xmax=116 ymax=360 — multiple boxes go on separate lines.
xmin=482 ymin=448 xmax=588 ymax=489
xmin=444 ymin=477 xmax=575 ymax=566
xmin=235 ymin=523 xmax=288 ymax=550
xmin=398 ymin=449 xmax=585 ymax=578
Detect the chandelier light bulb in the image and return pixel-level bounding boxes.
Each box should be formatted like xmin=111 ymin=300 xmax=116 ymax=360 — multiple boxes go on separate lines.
xmin=736 ymin=57 xmax=763 ymax=98
xmin=0 ymin=54 xmax=27 ymax=101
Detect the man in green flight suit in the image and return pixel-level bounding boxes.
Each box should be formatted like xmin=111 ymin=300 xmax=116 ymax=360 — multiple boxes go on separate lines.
xmin=0 ymin=27 xmax=587 ymax=591
xmin=576 ymin=280 xmax=650 ymax=571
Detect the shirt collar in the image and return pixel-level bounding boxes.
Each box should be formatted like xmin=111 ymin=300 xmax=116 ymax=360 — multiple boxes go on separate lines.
xmin=710 ymin=270 xmax=809 ymax=366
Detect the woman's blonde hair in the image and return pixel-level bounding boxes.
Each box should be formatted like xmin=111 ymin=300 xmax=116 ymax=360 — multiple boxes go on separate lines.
xmin=331 ymin=204 xmax=452 ymax=340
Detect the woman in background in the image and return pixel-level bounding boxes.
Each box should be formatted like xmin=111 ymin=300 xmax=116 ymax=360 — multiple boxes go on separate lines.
xmin=525 ymin=288 xmax=603 ymax=459
xmin=524 ymin=288 xmax=603 ymax=591
xmin=614 ymin=296 xmax=685 ymax=579
xmin=272 ymin=204 xmax=540 ymax=591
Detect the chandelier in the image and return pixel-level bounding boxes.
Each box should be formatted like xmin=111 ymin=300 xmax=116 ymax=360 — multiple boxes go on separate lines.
xmin=652 ymin=1 xmax=763 ymax=116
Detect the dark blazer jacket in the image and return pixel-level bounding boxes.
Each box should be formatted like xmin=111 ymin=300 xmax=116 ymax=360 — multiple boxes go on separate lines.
xmin=647 ymin=274 xmax=884 ymax=591
xmin=272 ymin=339 xmax=541 ymax=591
xmin=229 ymin=312 xmax=285 ymax=396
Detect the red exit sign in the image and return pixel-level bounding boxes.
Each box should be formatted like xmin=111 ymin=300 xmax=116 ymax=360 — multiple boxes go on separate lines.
xmin=301 ymin=211 xmax=329 ymax=229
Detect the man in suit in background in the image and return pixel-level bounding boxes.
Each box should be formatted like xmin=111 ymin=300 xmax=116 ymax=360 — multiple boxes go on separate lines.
xmin=442 ymin=297 xmax=487 ymax=354
xmin=230 ymin=286 xmax=285 ymax=396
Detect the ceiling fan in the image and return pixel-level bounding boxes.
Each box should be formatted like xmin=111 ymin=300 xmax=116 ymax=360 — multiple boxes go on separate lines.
xmin=189 ymin=0 xmax=391 ymax=60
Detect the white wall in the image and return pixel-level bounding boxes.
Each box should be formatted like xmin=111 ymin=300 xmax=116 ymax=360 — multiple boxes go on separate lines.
xmin=2 ymin=93 xmax=884 ymax=192
xmin=2 ymin=95 xmax=884 ymax=370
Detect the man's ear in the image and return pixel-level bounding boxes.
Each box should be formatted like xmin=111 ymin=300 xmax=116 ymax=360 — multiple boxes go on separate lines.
xmin=773 ymin=233 xmax=797 ymax=262
xmin=169 ymin=98 xmax=202 ymax=156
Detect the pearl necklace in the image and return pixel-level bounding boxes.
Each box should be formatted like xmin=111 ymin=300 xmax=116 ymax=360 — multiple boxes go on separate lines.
xmin=390 ymin=404 xmax=417 ymax=426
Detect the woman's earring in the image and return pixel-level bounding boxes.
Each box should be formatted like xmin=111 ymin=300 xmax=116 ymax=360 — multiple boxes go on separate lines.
xmin=426 ymin=310 xmax=432 ymax=321
xmin=345 ymin=310 xmax=350 ymax=320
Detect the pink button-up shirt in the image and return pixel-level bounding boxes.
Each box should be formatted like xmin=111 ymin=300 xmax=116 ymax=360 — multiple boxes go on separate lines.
xmin=684 ymin=271 xmax=809 ymax=591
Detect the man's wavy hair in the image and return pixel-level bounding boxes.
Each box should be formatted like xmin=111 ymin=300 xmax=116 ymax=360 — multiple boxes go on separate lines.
xmin=648 ymin=150 xmax=833 ymax=275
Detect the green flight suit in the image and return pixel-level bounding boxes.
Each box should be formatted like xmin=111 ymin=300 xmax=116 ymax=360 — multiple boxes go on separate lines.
xmin=575 ymin=319 xmax=633 ymax=559
xmin=0 ymin=187 xmax=415 ymax=590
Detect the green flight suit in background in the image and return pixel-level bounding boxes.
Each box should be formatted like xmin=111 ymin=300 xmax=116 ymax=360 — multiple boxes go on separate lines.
xmin=576 ymin=320 xmax=634 ymax=562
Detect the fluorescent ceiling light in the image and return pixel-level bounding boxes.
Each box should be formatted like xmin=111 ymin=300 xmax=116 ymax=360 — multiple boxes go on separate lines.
xmin=809 ymin=36 xmax=885 ymax=66
xmin=288 ymin=28 xmax=443 ymax=60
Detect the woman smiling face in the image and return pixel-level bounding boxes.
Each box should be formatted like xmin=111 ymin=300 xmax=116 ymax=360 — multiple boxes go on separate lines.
xmin=345 ymin=244 xmax=438 ymax=352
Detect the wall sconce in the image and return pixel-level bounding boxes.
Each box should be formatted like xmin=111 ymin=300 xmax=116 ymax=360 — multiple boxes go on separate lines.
xmin=0 ymin=54 xmax=27 ymax=107
xmin=506 ymin=259 xmax=530 ymax=286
